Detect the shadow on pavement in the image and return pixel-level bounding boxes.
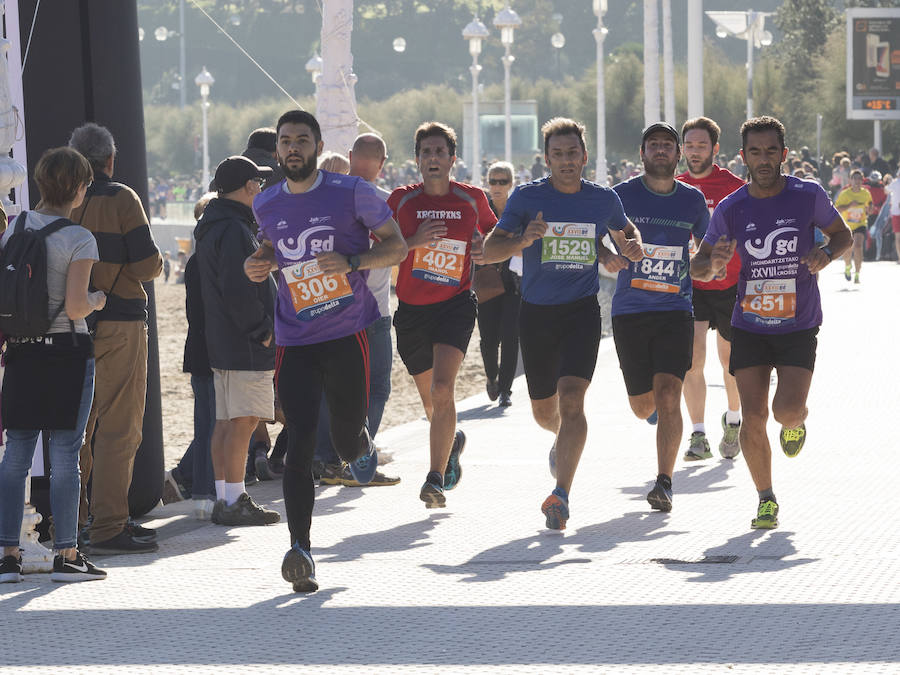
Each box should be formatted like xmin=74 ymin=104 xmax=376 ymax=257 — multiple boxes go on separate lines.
xmin=314 ymin=513 xmax=451 ymax=563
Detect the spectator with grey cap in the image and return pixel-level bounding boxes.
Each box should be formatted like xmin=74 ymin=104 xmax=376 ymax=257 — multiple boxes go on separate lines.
xmin=193 ymin=155 xmax=280 ymax=526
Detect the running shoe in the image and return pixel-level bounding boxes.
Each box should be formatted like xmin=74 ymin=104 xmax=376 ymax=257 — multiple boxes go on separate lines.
xmin=751 ymin=499 xmax=779 ymax=529
xmin=541 ymin=488 xmax=570 ymax=530
xmin=282 ymin=541 xmax=318 ymax=593
xmin=718 ymin=413 xmax=742 ymax=459
xmin=0 ymin=553 xmax=23 ymax=583
xmin=315 ymin=462 xmax=344 ymax=486
xmin=340 ymin=464 xmax=400 ymax=487
xmin=211 ymin=499 xmax=226 ymax=525
xmin=844 ymin=265 xmax=852 ymax=281
xmin=548 ymin=439 xmax=557 ymax=479
xmin=50 ymin=551 xmax=106 ymax=582
xmin=498 ymin=392 xmax=512 ymax=407
xmin=854 ymin=273 xmax=860 ymax=284
xmin=254 ymin=445 xmax=275 ymax=481
xmin=419 ymin=471 xmax=446 ymax=509
xmin=443 ymin=430 xmax=466 ymax=490
xmin=683 ymin=431 xmax=712 ymax=461
xmin=780 ymin=423 xmax=806 ymax=458
xmin=347 ymin=431 xmax=378 ymax=485
xmin=646 ymin=476 xmax=673 ymax=512
xmin=646 ymin=410 xmax=658 ymax=425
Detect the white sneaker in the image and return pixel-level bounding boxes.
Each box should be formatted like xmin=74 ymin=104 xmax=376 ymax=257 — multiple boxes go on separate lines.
xmin=193 ymin=498 xmax=215 ymax=520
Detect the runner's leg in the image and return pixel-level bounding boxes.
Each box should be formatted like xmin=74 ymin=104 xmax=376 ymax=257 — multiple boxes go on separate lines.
xmin=716 ymin=331 xmax=741 ymax=413
xmin=683 ymin=320 xmax=709 ymax=426
xmin=735 ymin=365 xmax=773 ymax=492
xmin=652 ymin=372 xmax=683 ymax=477
xmin=771 ymin=365 xmax=812 ymax=430
xmin=554 ymin=376 xmax=589 ymax=494
xmin=428 ymin=343 xmax=465 ymax=475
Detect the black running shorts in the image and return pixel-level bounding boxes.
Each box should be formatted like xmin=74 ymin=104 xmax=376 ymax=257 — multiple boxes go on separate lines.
xmin=393 ymin=291 xmax=477 ymax=376
xmin=519 ymin=295 xmax=601 ymax=401
xmin=612 ymin=310 xmax=694 ymax=396
xmin=851 ymin=225 xmax=867 ymax=236
xmin=729 ymin=325 xmax=818 ymax=374
xmin=692 ymin=285 xmax=737 ymax=341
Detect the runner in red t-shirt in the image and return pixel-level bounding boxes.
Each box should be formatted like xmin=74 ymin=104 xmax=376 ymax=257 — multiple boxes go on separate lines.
xmin=676 ymin=117 xmax=746 ymax=462
xmin=387 ymin=122 xmax=496 ymax=509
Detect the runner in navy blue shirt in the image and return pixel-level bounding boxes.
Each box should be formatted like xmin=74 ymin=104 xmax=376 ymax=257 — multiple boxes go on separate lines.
xmin=483 ymin=117 xmax=643 ymax=531
xmin=612 ymin=122 xmax=709 ymax=515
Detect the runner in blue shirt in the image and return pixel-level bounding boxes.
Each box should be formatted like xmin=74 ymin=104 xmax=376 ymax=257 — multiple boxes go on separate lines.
xmin=612 ymin=122 xmax=709 ymax=514
xmin=483 ymin=117 xmax=643 ymax=531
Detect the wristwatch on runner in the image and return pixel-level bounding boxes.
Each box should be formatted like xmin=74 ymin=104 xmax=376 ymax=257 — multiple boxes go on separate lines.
xmin=347 ymin=254 xmax=361 ymax=272
xmin=820 ymin=245 xmax=833 ymax=261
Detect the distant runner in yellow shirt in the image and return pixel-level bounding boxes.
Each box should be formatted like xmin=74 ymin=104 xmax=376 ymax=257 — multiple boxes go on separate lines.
xmin=834 ymin=169 xmax=872 ymax=284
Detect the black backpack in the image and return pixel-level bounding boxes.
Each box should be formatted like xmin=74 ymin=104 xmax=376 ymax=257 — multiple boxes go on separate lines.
xmin=0 ymin=212 xmax=76 ymax=337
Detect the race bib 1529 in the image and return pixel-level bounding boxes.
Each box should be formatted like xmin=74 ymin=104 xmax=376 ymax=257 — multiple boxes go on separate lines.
xmin=541 ymin=222 xmax=597 ymax=267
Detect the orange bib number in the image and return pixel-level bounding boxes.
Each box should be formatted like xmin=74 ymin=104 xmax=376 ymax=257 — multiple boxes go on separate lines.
xmin=741 ymin=279 xmax=796 ymax=327
xmin=282 ymin=260 xmax=355 ymax=321
xmin=412 ymin=238 xmax=466 ymax=286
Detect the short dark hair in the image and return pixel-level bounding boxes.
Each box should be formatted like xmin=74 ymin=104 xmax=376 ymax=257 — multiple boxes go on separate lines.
xmin=247 ymin=127 xmax=276 ymax=153
xmin=541 ymin=117 xmax=586 ymax=155
xmin=414 ymin=122 xmax=457 ymax=157
xmin=276 ymin=110 xmax=321 ymax=145
xmin=34 ymin=147 xmax=93 ymax=207
xmin=850 ymin=168 xmax=864 ymax=179
xmin=681 ymin=116 xmax=721 ymax=147
xmin=740 ymin=115 xmax=785 ymax=151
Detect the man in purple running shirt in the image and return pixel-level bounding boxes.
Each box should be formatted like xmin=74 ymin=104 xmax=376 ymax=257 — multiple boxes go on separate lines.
xmin=244 ymin=110 xmax=407 ymax=592
xmin=691 ymin=116 xmax=851 ymax=531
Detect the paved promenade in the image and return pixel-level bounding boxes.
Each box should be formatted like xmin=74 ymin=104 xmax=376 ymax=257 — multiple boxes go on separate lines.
xmin=3 ymin=261 xmax=900 ymax=673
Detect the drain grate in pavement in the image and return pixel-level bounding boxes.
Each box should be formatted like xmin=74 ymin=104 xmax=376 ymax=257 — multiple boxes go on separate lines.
xmin=648 ymin=555 xmax=739 ymax=565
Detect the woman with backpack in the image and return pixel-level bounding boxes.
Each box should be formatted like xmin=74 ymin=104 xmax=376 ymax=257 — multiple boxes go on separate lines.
xmin=0 ymin=147 xmax=107 ymax=583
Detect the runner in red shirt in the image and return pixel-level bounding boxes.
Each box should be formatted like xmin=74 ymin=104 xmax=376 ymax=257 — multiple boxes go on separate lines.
xmin=388 ymin=122 xmax=496 ymax=509
xmin=676 ymin=117 xmax=745 ymax=461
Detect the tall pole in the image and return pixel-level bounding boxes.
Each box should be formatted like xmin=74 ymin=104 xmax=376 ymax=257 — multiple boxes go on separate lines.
xmin=502 ymin=48 xmax=513 ymax=163
xmin=593 ymin=3 xmax=608 ymax=185
xmin=179 ymin=0 xmax=186 ymax=109
xmin=874 ymin=120 xmax=882 ymax=154
xmin=201 ymin=93 xmax=209 ymax=189
xmin=471 ymin=57 xmax=481 ymax=181
xmin=687 ymin=0 xmax=703 ymax=118
xmin=746 ymin=10 xmax=755 ymax=120
xmin=643 ymin=0 xmax=660 ymax=125
xmin=662 ymin=0 xmax=674 ymax=124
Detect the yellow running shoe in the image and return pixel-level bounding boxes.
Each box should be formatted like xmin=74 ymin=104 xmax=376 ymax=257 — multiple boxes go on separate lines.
xmin=751 ymin=499 xmax=779 ymax=529
xmin=780 ymin=423 xmax=806 ymax=458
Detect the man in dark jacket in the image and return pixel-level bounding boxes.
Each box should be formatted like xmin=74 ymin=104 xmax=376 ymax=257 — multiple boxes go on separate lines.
xmin=194 ymin=156 xmax=279 ymax=526
xmin=242 ymin=128 xmax=284 ymax=190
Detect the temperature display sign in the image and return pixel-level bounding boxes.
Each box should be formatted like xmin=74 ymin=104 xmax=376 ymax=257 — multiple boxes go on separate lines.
xmin=847 ymin=9 xmax=900 ymax=120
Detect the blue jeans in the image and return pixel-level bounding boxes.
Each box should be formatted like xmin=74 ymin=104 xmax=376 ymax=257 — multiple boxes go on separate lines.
xmin=314 ymin=316 xmax=393 ymax=463
xmin=0 ymin=359 xmax=95 ymax=551
xmin=175 ymin=374 xmax=216 ymax=501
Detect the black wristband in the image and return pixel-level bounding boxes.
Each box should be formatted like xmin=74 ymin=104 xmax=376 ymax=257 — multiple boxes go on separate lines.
xmin=821 ymin=245 xmax=833 ymax=261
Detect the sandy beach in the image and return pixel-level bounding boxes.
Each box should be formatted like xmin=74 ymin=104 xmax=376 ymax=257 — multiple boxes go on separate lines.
xmin=154 ymin=279 xmax=489 ymax=467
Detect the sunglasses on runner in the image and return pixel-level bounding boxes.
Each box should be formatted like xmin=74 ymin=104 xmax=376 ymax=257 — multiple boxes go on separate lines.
xmin=488 ymin=178 xmax=510 ymax=186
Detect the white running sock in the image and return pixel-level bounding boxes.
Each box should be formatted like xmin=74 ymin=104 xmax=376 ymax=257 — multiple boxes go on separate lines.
xmin=725 ymin=409 xmax=741 ymax=425
xmin=693 ymin=423 xmax=705 ymax=434
xmin=224 ymin=482 xmax=245 ymax=506
xmin=215 ymin=480 xmax=226 ymax=502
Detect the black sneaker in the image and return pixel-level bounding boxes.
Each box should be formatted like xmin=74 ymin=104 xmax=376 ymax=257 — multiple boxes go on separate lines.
xmin=211 ymin=499 xmax=226 ymax=525
xmin=317 ymin=462 xmax=344 ymax=486
xmin=218 ymin=493 xmax=280 ymax=526
xmin=0 ymin=553 xmax=23 ymax=583
xmin=254 ymin=446 xmax=275 ymax=481
xmin=498 ymin=392 xmax=512 ymax=407
xmin=420 ymin=471 xmax=446 ymax=509
xmin=646 ymin=476 xmax=673 ymax=512
xmin=124 ymin=518 xmax=157 ymax=542
xmin=88 ymin=529 xmax=160 ymax=556
xmin=50 ymin=550 xmax=106 ymax=582
xmin=443 ymin=430 xmax=466 ymax=491
xmin=282 ymin=542 xmax=318 ymax=593
xmin=486 ymin=377 xmax=500 ymax=401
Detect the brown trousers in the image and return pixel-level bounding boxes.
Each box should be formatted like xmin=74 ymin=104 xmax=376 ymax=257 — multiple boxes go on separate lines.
xmin=78 ymin=320 xmax=148 ymax=543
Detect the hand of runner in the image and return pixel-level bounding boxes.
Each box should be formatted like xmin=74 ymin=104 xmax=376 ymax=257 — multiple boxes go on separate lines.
xmin=601 ymin=253 xmax=629 ymax=273
xmin=710 ymin=235 xmax=737 ymax=277
xmin=470 ymin=229 xmax=485 ymax=264
xmin=620 ymin=238 xmax=644 ymax=262
xmin=409 ymin=218 xmax=447 ymax=248
xmin=521 ymin=211 xmax=548 ymax=247
xmin=315 ymin=250 xmax=352 ymax=275
xmin=801 ymin=246 xmax=831 ymax=274
xmin=245 ymin=246 xmax=274 ymax=282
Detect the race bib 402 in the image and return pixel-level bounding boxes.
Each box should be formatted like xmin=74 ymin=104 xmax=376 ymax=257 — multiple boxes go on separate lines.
xmin=412 ymin=238 xmax=466 ymax=286
xmin=282 ymin=259 xmax=355 ymax=321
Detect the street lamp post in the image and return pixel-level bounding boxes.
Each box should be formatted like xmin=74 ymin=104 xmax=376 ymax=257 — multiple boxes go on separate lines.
xmin=593 ymin=0 xmax=608 ymax=185
xmin=494 ymin=5 xmax=521 ymax=163
xmin=195 ymin=66 xmax=214 ymax=190
xmin=706 ymin=10 xmax=773 ymax=120
xmin=463 ymin=17 xmax=489 ymax=185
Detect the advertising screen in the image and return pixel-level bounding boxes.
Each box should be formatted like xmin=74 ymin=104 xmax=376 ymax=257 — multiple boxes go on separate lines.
xmin=847 ymin=8 xmax=900 ymax=120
